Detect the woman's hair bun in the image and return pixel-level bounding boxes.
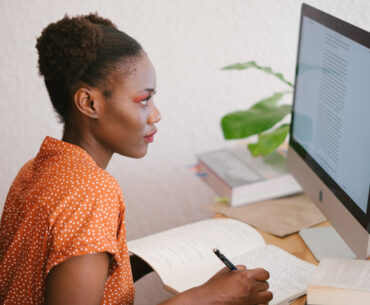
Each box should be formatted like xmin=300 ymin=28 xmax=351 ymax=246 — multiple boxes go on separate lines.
xmin=83 ymin=13 xmax=117 ymax=28
xmin=36 ymin=13 xmax=115 ymax=84
xmin=36 ymin=13 xmax=142 ymax=124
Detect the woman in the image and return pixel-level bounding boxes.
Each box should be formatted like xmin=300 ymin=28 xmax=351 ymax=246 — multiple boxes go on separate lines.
xmin=0 ymin=13 xmax=273 ymax=305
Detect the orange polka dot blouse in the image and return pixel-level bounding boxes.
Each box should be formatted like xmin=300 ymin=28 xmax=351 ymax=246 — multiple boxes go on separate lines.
xmin=0 ymin=136 xmax=135 ymax=304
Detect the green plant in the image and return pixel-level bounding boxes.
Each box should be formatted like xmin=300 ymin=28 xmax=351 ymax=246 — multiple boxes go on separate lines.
xmin=221 ymin=61 xmax=293 ymax=157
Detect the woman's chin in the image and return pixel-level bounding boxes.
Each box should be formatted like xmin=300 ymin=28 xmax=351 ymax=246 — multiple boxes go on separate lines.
xmin=118 ymin=146 xmax=148 ymax=159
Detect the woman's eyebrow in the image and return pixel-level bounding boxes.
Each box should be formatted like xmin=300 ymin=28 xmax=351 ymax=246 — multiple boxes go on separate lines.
xmin=145 ymin=88 xmax=156 ymax=94
xmin=136 ymin=88 xmax=156 ymax=96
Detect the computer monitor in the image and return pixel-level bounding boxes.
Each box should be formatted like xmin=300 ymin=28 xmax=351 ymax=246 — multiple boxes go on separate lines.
xmin=287 ymin=4 xmax=370 ymax=259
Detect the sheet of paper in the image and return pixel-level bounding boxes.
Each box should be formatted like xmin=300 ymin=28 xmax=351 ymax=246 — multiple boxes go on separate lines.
xmin=127 ymin=218 xmax=265 ymax=283
xmin=206 ymin=193 xmax=326 ymax=236
xmin=308 ymin=257 xmax=370 ymax=292
xmin=232 ymin=245 xmax=316 ymax=304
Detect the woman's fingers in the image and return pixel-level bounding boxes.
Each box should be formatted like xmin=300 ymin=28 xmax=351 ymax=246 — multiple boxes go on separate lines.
xmin=255 ymin=280 xmax=269 ymax=292
xmin=255 ymin=290 xmax=273 ymax=304
xmin=248 ymin=268 xmax=270 ymax=281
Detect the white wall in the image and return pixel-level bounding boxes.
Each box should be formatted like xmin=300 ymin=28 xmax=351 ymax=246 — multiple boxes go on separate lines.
xmin=0 ymin=0 xmax=369 ymax=304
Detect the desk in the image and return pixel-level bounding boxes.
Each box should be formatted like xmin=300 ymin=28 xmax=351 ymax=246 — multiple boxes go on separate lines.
xmin=215 ymin=213 xmax=328 ymax=305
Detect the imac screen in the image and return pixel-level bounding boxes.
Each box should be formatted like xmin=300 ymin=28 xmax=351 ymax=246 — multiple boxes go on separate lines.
xmin=290 ymin=8 xmax=370 ymax=230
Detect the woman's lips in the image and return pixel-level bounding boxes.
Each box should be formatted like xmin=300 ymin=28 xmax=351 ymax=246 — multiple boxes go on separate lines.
xmin=144 ymin=129 xmax=157 ymax=142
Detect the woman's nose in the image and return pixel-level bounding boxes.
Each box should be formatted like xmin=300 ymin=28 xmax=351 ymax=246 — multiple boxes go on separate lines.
xmin=148 ymin=103 xmax=161 ymax=125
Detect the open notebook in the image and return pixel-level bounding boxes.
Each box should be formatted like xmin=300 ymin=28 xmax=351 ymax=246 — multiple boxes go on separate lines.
xmin=128 ymin=218 xmax=316 ymax=305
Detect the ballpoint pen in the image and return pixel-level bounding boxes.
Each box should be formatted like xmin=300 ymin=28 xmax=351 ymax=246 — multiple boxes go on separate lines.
xmin=213 ymin=248 xmax=238 ymax=271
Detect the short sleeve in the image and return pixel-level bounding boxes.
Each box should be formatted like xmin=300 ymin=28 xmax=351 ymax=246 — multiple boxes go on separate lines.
xmin=45 ymin=178 xmax=122 ymax=279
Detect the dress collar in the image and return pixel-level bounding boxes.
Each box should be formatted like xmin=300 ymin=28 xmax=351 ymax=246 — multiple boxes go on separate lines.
xmin=35 ymin=136 xmax=97 ymax=166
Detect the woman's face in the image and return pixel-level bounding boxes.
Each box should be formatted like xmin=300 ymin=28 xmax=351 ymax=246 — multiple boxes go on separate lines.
xmin=92 ymin=54 xmax=161 ymax=158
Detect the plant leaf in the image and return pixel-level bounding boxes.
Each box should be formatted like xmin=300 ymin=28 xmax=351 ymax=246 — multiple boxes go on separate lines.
xmin=222 ymin=61 xmax=258 ymax=70
xmin=248 ymin=124 xmax=290 ymax=156
xmin=222 ymin=61 xmax=293 ymax=87
xmin=221 ymin=92 xmax=292 ymax=139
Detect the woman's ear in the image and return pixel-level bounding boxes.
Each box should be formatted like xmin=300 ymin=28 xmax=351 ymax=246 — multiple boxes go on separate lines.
xmin=73 ymin=87 xmax=102 ymax=119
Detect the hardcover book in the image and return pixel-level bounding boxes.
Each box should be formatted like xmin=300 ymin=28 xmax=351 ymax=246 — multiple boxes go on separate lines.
xmin=197 ymin=146 xmax=302 ymax=206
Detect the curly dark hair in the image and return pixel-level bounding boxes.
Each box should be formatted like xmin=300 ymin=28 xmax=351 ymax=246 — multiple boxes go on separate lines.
xmin=36 ymin=13 xmax=143 ymax=123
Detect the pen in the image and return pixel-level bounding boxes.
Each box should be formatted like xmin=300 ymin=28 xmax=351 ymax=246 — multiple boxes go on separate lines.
xmin=213 ymin=248 xmax=238 ymax=271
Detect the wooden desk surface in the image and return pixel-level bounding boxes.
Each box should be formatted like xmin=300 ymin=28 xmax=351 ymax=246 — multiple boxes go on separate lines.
xmin=215 ymin=213 xmax=329 ymax=305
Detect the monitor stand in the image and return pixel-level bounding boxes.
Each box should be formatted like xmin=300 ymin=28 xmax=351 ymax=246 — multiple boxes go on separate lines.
xmin=299 ymin=226 xmax=356 ymax=261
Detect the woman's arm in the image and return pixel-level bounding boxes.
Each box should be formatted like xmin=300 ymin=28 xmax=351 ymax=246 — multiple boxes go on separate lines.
xmin=44 ymin=253 xmax=110 ymax=305
xmin=45 ymin=257 xmax=272 ymax=305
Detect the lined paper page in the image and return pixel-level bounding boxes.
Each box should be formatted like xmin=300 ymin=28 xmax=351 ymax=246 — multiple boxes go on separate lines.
xmin=128 ymin=218 xmax=265 ymax=283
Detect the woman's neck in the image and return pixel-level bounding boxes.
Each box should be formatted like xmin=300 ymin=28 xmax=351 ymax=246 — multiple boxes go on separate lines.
xmin=62 ymin=124 xmax=113 ymax=169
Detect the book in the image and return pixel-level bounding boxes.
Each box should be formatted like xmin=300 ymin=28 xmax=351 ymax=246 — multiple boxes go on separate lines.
xmin=127 ymin=218 xmax=316 ymax=305
xmin=196 ymin=145 xmax=302 ymax=206
xmin=307 ymin=257 xmax=370 ymax=305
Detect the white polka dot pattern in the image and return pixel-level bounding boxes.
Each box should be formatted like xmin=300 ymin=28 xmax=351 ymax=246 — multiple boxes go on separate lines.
xmin=0 ymin=136 xmax=135 ymax=304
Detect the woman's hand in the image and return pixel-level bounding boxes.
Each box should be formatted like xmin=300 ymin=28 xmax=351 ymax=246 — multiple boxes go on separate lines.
xmin=200 ymin=265 xmax=273 ymax=305
xmin=159 ymin=265 xmax=273 ymax=305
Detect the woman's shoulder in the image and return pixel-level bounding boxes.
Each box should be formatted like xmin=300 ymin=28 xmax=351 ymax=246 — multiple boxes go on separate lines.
xmin=59 ymin=159 xmax=120 ymax=194
xmin=43 ymin=156 xmax=124 ymax=220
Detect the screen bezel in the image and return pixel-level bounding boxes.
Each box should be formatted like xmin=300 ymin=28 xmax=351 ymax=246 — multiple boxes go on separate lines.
xmin=289 ymin=3 xmax=370 ymax=232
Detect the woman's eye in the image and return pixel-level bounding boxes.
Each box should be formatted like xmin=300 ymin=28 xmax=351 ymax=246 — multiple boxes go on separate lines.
xmin=140 ymin=97 xmax=151 ymax=106
xmin=135 ymin=91 xmax=156 ymax=106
